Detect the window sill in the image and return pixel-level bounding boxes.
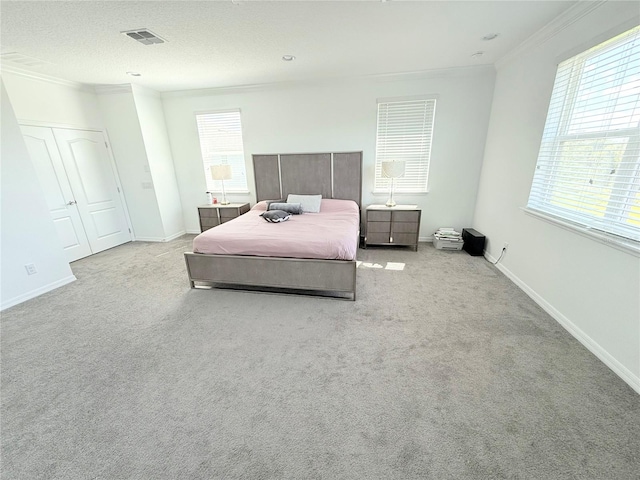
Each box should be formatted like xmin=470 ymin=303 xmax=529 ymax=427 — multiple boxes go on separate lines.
xmin=371 ymin=191 xmax=429 ymax=196
xmin=521 ymin=207 xmax=640 ymax=257
xmin=207 ymin=190 xmax=251 ymax=195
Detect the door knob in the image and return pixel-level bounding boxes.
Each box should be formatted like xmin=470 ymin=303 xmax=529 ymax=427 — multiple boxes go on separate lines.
xmin=67 ymin=200 xmax=77 ymax=205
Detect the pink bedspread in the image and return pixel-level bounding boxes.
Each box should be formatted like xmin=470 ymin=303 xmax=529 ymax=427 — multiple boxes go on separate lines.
xmin=192 ymin=199 xmax=360 ymax=260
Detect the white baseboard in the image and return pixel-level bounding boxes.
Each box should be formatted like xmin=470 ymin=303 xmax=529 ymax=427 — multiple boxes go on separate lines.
xmin=419 ymin=236 xmax=434 ymax=243
xmin=485 ymin=252 xmax=640 ymax=394
xmin=186 ymin=229 xmax=201 ymax=235
xmin=133 ymin=237 xmax=165 ymax=242
xmin=164 ymin=230 xmax=187 ymax=242
xmin=134 ymin=230 xmax=187 ymax=242
xmin=1 ymin=275 xmax=77 ymax=311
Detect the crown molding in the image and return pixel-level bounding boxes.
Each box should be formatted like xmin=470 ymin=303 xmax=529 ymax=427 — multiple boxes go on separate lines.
xmin=369 ymin=64 xmax=495 ymax=82
xmin=93 ymin=84 xmax=133 ymax=95
xmin=0 ymin=65 xmax=94 ymax=92
xmin=495 ymin=0 xmax=607 ymax=69
xmin=0 ymin=61 xmax=493 ymax=100
xmin=131 ymin=84 xmax=162 ymax=98
xmin=0 ymin=65 xmax=142 ymax=96
xmin=161 ymin=64 xmax=495 ymax=99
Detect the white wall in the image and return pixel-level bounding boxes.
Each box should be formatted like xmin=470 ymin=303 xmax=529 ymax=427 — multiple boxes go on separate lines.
xmin=3 ymin=71 xmax=184 ymax=243
xmin=2 ymin=71 xmax=104 ymax=129
xmin=132 ymin=85 xmax=185 ymax=239
xmin=1 ymin=71 xmax=165 ymax=242
xmin=96 ymin=88 xmax=166 ymax=241
xmin=1 ymin=80 xmax=75 ymax=310
xmin=473 ymin=3 xmax=640 ymax=392
xmin=162 ymin=67 xmax=496 ymax=235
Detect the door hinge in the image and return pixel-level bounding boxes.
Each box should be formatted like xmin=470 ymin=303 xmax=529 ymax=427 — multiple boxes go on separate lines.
xmin=117 ymin=186 xmax=121 ymax=193
xmin=105 ymin=141 xmax=109 ymax=148
xmin=128 ymin=228 xmax=131 ymax=233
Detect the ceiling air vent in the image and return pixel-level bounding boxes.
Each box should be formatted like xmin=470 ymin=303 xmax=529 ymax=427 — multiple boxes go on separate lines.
xmin=0 ymin=52 xmax=51 ymax=67
xmin=121 ymin=29 xmax=166 ymax=45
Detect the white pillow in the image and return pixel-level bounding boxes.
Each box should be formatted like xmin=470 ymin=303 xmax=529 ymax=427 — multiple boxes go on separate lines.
xmin=287 ymin=194 xmax=322 ymax=213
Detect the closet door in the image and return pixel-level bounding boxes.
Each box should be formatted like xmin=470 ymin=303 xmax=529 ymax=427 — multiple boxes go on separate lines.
xmin=20 ymin=126 xmax=92 ymax=263
xmin=52 ymin=129 xmax=132 ymax=254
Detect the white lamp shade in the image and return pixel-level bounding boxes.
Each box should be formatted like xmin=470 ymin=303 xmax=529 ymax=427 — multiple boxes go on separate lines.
xmin=381 ymin=161 xmax=406 ymax=179
xmin=210 ymin=164 xmax=232 ymax=181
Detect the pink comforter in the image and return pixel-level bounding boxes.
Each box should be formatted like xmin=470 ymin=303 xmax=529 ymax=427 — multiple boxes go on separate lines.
xmin=192 ymin=199 xmax=360 ymax=260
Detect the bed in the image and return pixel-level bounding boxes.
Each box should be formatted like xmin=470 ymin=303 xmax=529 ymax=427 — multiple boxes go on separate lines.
xmin=184 ymin=151 xmax=362 ymax=300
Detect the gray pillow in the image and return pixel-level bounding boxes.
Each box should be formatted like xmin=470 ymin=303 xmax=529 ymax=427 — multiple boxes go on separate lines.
xmin=287 ymin=194 xmax=322 ymax=213
xmin=260 ymin=210 xmax=292 ymax=223
xmin=268 ymin=202 xmax=303 ymax=215
xmin=265 ymin=199 xmax=285 ymax=209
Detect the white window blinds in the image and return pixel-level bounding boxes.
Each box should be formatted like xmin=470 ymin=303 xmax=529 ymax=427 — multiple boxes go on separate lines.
xmin=374 ymin=98 xmax=436 ymax=193
xmin=196 ymin=110 xmax=248 ymax=192
xmin=527 ymin=25 xmax=640 ymax=243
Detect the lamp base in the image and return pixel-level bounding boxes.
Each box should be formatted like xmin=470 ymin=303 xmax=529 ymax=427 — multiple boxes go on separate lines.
xmin=385 ymin=199 xmax=397 ymax=207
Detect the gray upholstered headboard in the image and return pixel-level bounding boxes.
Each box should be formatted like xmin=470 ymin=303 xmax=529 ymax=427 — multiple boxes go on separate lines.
xmin=252 ymin=152 xmax=363 ymax=207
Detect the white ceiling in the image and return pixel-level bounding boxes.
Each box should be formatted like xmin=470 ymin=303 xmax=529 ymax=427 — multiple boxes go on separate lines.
xmin=0 ymin=0 xmax=578 ymax=92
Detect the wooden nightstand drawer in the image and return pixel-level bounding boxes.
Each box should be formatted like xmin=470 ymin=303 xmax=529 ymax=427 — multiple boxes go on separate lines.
xmin=366 ymin=232 xmax=391 ymax=244
xmin=391 ymin=233 xmax=418 ymax=245
xmin=221 ymin=204 xmax=250 ymax=217
xmin=392 ymin=222 xmax=419 ymax=233
xmin=393 ymin=211 xmax=420 ymax=222
xmin=220 ymin=210 xmax=239 ymax=219
xmin=201 ymin=217 xmax=221 ymax=228
xmin=367 ymin=222 xmax=391 ymax=233
xmin=198 ymin=208 xmax=217 ymax=218
xmin=368 ymin=211 xmax=391 ymax=222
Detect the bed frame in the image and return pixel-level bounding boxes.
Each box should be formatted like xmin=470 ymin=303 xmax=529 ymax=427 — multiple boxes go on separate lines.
xmin=184 ymin=151 xmax=362 ymax=300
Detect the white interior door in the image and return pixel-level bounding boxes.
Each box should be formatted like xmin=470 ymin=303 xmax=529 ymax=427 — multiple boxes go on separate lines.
xmin=52 ymin=128 xmax=132 ymax=254
xmin=20 ymin=126 xmax=93 ymax=263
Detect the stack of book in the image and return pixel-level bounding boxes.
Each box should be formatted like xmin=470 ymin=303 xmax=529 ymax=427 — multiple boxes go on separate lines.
xmin=433 ymin=228 xmax=464 ymax=250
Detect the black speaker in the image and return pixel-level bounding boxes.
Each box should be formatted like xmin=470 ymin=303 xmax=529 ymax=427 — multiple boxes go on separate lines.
xmin=462 ymin=228 xmax=485 ymax=256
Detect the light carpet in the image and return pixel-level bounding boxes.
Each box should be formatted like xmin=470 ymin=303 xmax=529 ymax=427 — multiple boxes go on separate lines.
xmin=1 ymin=236 xmax=638 ymax=479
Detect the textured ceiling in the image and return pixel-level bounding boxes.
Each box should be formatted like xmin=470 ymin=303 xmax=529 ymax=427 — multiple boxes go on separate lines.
xmin=0 ymin=1 xmax=578 ymax=92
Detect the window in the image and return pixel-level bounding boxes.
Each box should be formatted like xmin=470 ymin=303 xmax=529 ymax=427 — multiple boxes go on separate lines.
xmin=374 ymin=98 xmax=436 ymax=193
xmin=196 ymin=110 xmax=248 ymax=192
xmin=527 ymin=26 xmax=640 ymax=243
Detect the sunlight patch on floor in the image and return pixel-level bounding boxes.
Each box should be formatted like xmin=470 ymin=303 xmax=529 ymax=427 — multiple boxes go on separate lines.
xmin=385 ymin=262 xmax=405 ymax=271
xmin=357 ymin=261 xmax=406 ymax=271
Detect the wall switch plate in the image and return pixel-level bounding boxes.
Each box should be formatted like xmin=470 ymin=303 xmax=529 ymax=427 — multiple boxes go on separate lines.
xmin=25 ymin=263 xmax=37 ymax=275
xmin=141 ymin=181 xmax=154 ymax=190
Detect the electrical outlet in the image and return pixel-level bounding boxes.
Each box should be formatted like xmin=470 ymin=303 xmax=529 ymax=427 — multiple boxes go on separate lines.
xmin=25 ymin=263 xmax=37 ymax=275
xmin=503 ymin=242 xmax=509 ymax=250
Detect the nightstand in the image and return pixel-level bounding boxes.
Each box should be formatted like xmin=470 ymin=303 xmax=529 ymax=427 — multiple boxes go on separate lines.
xmin=198 ymin=203 xmax=250 ymax=232
xmin=364 ymin=204 xmax=421 ymax=251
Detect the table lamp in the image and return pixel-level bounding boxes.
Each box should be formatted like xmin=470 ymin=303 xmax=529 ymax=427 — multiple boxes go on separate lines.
xmin=381 ymin=160 xmax=405 ymax=207
xmin=210 ymin=164 xmax=232 ymax=205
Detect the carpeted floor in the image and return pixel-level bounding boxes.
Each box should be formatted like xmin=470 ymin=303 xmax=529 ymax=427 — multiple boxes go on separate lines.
xmin=1 ymin=236 xmax=638 ymax=479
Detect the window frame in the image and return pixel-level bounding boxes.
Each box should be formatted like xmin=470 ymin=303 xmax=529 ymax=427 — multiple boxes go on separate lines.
xmin=373 ymin=96 xmax=437 ymax=194
xmin=526 ymin=25 xmax=640 ymax=249
xmin=195 ymin=109 xmax=249 ymax=194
